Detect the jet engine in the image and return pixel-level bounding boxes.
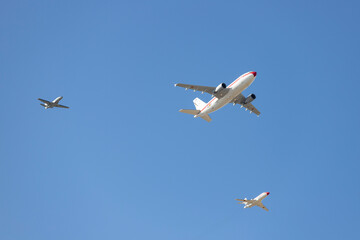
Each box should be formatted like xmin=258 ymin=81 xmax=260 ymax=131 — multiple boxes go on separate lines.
xmin=214 ymin=83 xmax=226 ymax=94
xmin=244 ymin=94 xmax=256 ymax=104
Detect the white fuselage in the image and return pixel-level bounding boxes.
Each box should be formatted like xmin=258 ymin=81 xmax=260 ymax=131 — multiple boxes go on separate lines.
xmin=196 ymin=72 xmax=256 ymax=117
xmin=245 ymin=192 xmax=269 ymax=208
xmin=254 ymin=192 xmax=269 ymax=201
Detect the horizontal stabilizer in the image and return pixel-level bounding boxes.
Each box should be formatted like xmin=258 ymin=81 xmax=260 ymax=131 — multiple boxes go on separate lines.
xmin=200 ymin=114 xmax=212 ymax=122
xmin=179 ymin=109 xmax=200 ymax=115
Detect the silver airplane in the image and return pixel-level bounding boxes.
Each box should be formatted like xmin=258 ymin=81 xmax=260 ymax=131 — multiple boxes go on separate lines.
xmin=38 ymin=96 xmax=69 ymax=109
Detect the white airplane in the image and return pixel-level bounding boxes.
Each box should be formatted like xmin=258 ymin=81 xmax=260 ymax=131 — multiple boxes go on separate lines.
xmin=236 ymin=192 xmax=270 ymax=211
xmin=38 ymin=96 xmax=69 ymax=109
xmin=175 ymin=71 xmax=260 ymax=122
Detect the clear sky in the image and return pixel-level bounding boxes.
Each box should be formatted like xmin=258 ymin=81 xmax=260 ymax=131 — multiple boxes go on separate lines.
xmin=1 ymin=0 xmax=360 ymax=239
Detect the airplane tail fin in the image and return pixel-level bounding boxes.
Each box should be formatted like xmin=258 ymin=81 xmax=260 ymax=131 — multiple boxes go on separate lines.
xmin=179 ymin=98 xmax=212 ymax=122
xmin=193 ymin=97 xmax=206 ymax=110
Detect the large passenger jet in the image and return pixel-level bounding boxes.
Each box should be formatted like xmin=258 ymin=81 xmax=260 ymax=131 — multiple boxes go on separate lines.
xmin=38 ymin=96 xmax=69 ymax=109
xmin=175 ymin=71 xmax=260 ymax=122
xmin=236 ymin=192 xmax=270 ymax=211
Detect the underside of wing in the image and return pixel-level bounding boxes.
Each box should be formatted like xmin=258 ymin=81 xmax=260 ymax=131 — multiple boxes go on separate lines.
xmin=200 ymin=114 xmax=212 ymax=122
xmin=258 ymin=202 xmax=269 ymax=211
xmin=243 ymin=103 xmax=260 ymax=115
xmin=235 ymin=199 xmax=254 ymax=203
xmin=232 ymin=93 xmax=261 ymax=116
xmin=38 ymin=98 xmax=50 ymax=104
xmin=179 ymin=109 xmax=200 ymax=115
xmin=175 ymin=83 xmax=215 ymax=95
xmin=56 ymin=104 xmax=69 ymax=109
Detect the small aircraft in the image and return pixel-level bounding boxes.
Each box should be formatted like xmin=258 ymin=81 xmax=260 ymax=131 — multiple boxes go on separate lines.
xmin=175 ymin=71 xmax=260 ymax=122
xmin=38 ymin=96 xmax=69 ymax=109
xmin=236 ymin=192 xmax=270 ymax=211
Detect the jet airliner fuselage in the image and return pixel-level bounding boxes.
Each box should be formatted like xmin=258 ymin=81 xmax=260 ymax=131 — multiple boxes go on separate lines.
xmin=196 ymin=72 xmax=256 ymax=118
xmin=175 ymin=71 xmax=259 ymax=122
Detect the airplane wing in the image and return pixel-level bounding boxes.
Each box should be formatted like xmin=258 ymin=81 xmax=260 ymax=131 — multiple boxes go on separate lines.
xmin=38 ymin=98 xmax=51 ymax=104
xmin=175 ymin=83 xmax=215 ymax=95
xmin=55 ymin=104 xmax=69 ymax=109
xmin=232 ymin=93 xmax=261 ymax=116
xmin=258 ymin=202 xmax=269 ymax=211
xmin=235 ymin=199 xmax=255 ymax=203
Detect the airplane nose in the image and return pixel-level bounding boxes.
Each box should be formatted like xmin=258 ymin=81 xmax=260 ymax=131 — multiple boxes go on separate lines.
xmin=251 ymin=71 xmax=257 ymax=77
xmin=266 ymin=192 xmax=270 ymax=195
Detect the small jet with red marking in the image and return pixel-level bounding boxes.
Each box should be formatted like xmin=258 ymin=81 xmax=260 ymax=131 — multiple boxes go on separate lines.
xmin=38 ymin=96 xmax=69 ymax=109
xmin=175 ymin=71 xmax=260 ymax=122
xmin=236 ymin=192 xmax=270 ymax=211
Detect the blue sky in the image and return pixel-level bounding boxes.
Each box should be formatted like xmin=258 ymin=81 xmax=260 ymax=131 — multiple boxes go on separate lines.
xmin=1 ymin=0 xmax=360 ymax=239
